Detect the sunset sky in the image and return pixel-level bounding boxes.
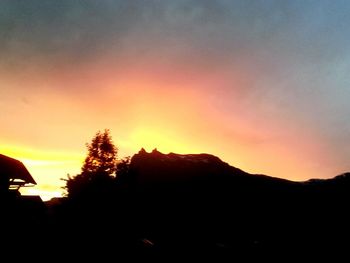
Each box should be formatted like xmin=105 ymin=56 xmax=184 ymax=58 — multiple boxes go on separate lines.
xmin=1 ymin=0 xmax=350 ymax=200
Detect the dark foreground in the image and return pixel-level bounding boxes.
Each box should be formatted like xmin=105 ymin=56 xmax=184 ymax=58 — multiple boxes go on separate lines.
xmin=2 ymin=151 xmax=349 ymax=260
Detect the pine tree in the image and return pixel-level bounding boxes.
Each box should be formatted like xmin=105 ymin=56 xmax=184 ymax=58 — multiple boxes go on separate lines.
xmin=64 ymin=129 xmax=117 ymax=199
xmin=81 ymin=129 xmax=117 ymax=176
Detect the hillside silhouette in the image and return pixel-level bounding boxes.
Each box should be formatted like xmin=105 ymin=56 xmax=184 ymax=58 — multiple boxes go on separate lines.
xmin=121 ymin=149 xmax=350 ymax=256
xmin=1 ymin=149 xmax=350 ymax=259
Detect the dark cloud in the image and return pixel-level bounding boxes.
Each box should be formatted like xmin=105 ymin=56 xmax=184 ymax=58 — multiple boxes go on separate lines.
xmin=2 ymin=0 xmax=350 ymax=103
xmin=1 ymin=1 xmax=350 ymax=126
xmin=1 ymin=0 xmax=350 ymax=68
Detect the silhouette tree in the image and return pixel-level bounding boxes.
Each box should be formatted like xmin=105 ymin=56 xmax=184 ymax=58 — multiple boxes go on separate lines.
xmin=82 ymin=129 xmax=117 ymax=176
xmin=64 ymin=129 xmax=118 ymax=199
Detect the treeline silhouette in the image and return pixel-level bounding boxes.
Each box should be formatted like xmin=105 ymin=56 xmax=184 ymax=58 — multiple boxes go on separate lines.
xmin=1 ymin=130 xmax=349 ymax=260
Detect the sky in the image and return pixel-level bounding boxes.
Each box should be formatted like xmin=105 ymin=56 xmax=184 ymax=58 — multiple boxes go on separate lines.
xmin=1 ymin=0 xmax=350 ymax=201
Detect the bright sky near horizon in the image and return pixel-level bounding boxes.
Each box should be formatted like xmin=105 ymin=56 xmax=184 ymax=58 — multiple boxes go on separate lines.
xmin=1 ymin=0 xmax=350 ymax=201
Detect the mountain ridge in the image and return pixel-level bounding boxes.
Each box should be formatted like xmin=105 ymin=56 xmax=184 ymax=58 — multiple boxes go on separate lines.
xmin=37 ymin=148 xmax=350 ymax=257
xmin=121 ymin=148 xmax=349 ymax=254
xmin=130 ymin=148 xmax=347 ymax=186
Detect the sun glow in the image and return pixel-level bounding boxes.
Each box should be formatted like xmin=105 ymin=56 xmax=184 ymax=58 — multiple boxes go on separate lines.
xmin=129 ymin=128 xmax=192 ymax=154
xmin=0 ymin=143 xmax=81 ymax=162
xmin=0 ymin=142 xmax=83 ymax=200
xmin=20 ymin=187 xmax=64 ymax=202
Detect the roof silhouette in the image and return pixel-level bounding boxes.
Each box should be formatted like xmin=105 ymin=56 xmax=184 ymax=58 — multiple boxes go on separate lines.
xmin=0 ymin=154 xmax=36 ymax=185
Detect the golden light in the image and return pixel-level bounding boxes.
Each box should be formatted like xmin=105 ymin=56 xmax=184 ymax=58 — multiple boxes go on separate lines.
xmin=20 ymin=188 xmax=64 ymax=202
xmin=129 ymin=127 xmax=192 ymax=154
xmin=0 ymin=142 xmax=83 ymax=200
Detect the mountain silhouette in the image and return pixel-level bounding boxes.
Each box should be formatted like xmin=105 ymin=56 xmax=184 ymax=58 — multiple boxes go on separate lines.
xmin=122 ymin=149 xmax=350 ymax=257
xmin=2 ymin=149 xmax=349 ymax=259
